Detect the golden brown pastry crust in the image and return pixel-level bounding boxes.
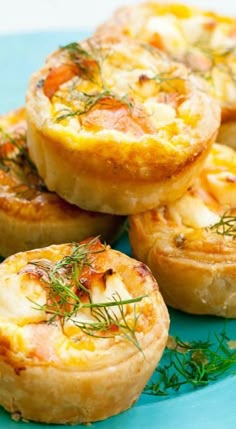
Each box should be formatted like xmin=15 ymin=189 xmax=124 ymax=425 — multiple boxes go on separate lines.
xmin=0 ymin=109 xmax=124 ymax=256
xmin=217 ymin=120 xmax=236 ymax=149
xmin=98 ymin=2 xmax=236 ymax=121
xmin=0 ymin=239 xmax=169 ymax=423
xmin=129 ymin=143 xmax=236 ymax=317
xmin=26 ymin=35 xmax=220 ymax=215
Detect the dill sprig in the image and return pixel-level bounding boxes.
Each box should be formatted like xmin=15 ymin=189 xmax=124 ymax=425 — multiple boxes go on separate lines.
xmin=210 ymin=212 xmax=236 ymax=239
xmin=0 ymin=128 xmax=47 ymax=196
xmin=61 ymin=42 xmax=100 ymax=83
xmin=151 ymin=72 xmax=186 ymax=85
xmin=29 ymin=239 xmax=145 ymax=352
xmin=184 ymin=42 xmax=236 ymax=87
xmin=147 ymin=72 xmax=187 ymax=96
xmin=140 ymin=42 xmax=168 ymax=61
xmin=0 ymin=128 xmax=28 ymax=169
xmin=56 ymin=90 xmax=134 ymax=121
xmin=68 ymin=293 xmax=142 ymax=352
xmin=144 ymin=331 xmax=236 ymax=396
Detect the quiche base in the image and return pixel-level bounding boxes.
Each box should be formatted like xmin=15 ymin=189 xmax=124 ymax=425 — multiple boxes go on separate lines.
xmin=0 ymin=331 xmax=166 ymax=424
xmin=27 ymin=119 xmax=216 ymax=215
xmin=0 ymin=206 xmax=123 ymax=257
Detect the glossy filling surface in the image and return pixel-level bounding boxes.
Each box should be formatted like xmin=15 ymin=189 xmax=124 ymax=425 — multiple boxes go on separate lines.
xmin=100 ymin=3 xmax=236 ymax=117
xmin=32 ymin=36 xmax=218 ymax=145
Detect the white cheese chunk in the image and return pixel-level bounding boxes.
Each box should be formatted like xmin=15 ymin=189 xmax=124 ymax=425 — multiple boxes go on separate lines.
xmin=91 ymin=272 xmax=132 ymax=319
xmin=144 ymin=101 xmax=176 ymax=128
xmin=169 ymin=194 xmax=220 ymax=228
xmin=64 ymin=272 xmax=132 ymax=337
xmin=210 ymin=24 xmax=235 ymax=50
xmin=0 ymin=274 xmax=46 ymax=324
xmin=181 ymin=16 xmax=214 ymax=44
xmin=91 ymin=272 xmax=132 ymax=305
xmin=147 ymin=16 xmax=186 ymax=52
xmin=206 ymin=172 xmax=236 ymax=207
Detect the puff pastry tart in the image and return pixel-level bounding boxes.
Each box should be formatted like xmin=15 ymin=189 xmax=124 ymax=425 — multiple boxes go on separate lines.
xmin=0 ymin=238 xmax=169 ymax=424
xmin=26 ymin=35 xmax=220 ymax=215
xmin=98 ymin=3 xmax=236 ymax=121
xmin=129 ymin=143 xmax=236 ymax=317
xmin=0 ymin=108 xmax=124 ymax=257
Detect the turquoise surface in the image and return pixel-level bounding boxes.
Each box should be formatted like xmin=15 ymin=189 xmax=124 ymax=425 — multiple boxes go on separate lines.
xmin=0 ymin=31 xmax=236 ymax=429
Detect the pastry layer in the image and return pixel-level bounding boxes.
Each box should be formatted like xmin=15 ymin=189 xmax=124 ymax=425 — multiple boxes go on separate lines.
xmin=129 ymin=143 xmax=236 ymax=317
xmin=217 ymin=120 xmax=236 ymax=149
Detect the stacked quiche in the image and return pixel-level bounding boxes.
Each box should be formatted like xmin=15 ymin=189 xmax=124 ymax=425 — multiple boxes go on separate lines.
xmin=0 ymin=1 xmax=236 ymax=425
xmin=0 ymin=109 xmax=124 ymax=256
xmin=96 ymin=2 xmax=236 ymax=318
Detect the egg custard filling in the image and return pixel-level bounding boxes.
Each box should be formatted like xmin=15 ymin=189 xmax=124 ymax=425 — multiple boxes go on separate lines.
xmin=99 ymin=2 xmax=236 ymax=121
xmin=0 ymin=238 xmax=169 ymax=423
xmin=0 ymin=108 xmax=124 ymax=256
xmin=26 ymin=35 xmax=220 ymax=215
xmin=129 ymin=143 xmax=236 ymax=317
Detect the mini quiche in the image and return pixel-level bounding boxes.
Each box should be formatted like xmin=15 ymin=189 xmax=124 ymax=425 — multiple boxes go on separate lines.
xmin=0 ymin=238 xmax=169 ymax=424
xmin=98 ymin=2 xmax=236 ymax=121
xmin=129 ymin=143 xmax=236 ymax=317
xmin=26 ymin=35 xmax=220 ymax=215
xmin=0 ymin=108 xmax=124 ymax=257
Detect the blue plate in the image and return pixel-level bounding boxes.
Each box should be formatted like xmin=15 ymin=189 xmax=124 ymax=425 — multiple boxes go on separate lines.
xmin=0 ymin=31 xmax=236 ymax=429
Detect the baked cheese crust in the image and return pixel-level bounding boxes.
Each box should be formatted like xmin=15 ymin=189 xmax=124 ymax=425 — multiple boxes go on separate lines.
xmin=0 ymin=238 xmax=169 ymax=423
xmin=26 ymin=35 xmax=220 ymax=215
xmin=129 ymin=143 xmax=236 ymax=317
xmin=98 ymin=2 xmax=236 ymax=121
xmin=0 ymin=109 xmax=124 ymax=256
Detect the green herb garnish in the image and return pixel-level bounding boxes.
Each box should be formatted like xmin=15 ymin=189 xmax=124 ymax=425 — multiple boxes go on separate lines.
xmin=61 ymin=42 xmax=100 ymax=83
xmin=210 ymin=212 xmax=236 ymax=239
xmin=145 ymin=331 xmax=236 ymax=396
xmin=28 ymin=238 xmax=145 ymax=352
xmin=56 ymin=90 xmax=134 ymax=121
xmin=0 ymin=128 xmax=47 ymax=197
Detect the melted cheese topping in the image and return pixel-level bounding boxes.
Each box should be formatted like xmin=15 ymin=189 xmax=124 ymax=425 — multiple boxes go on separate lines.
xmin=102 ymin=3 xmax=236 ymax=114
